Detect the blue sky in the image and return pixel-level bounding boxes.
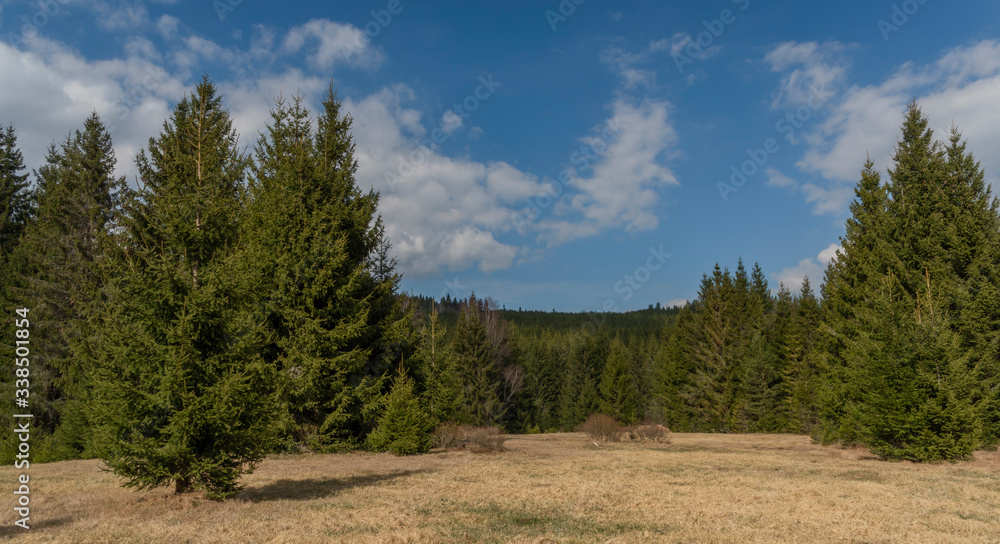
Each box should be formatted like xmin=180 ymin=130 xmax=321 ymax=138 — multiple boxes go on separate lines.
xmin=3 ymin=0 xmax=1000 ymax=311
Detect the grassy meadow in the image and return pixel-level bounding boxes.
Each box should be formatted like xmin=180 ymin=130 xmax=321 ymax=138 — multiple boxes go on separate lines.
xmin=2 ymin=433 xmax=999 ymax=543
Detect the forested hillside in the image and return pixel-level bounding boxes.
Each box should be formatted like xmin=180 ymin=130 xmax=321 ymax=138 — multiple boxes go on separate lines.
xmin=2 ymin=82 xmax=998 ymax=499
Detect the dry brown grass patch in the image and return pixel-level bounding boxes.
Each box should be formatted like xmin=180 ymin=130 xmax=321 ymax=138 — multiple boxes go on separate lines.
xmin=4 ymin=433 xmax=1000 ymax=542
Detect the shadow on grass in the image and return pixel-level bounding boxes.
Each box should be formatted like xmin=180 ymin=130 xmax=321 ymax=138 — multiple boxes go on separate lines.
xmin=241 ymin=469 xmax=431 ymax=502
xmin=0 ymin=516 xmax=74 ymax=539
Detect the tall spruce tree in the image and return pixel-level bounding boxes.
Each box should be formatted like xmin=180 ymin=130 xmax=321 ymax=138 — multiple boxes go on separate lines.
xmin=598 ymin=336 xmax=638 ymax=424
xmin=0 ymin=122 xmax=33 ymax=462
xmin=242 ymin=90 xmax=414 ymax=452
xmin=451 ymin=294 xmax=519 ymax=426
xmin=819 ymin=158 xmax=892 ymax=444
xmin=419 ymin=302 xmax=461 ymax=425
xmin=91 ymin=78 xmax=280 ymax=498
xmin=653 ymin=305 xmax=695 ymax=431
xmin=13 ymin=114 xmax=124 ymax=458
xmin=825 ymin=102 xmax=995 ymax=458
xmin=684 ymin=264 xmax=740 ymax=431
xmin=0 ymin=123 xmax=32 ymax=260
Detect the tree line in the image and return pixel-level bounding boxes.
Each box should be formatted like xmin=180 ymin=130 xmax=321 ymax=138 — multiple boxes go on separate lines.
xmin=1 ymin=85 xmax=998 ymax=499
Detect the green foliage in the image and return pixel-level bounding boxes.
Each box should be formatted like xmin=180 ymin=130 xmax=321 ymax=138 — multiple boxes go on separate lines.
xmin=451 ymin=294 xmax=520 ymax=426
xmin=12 ymin=114 xmax=124 ymax=457
xmin=91 ymin=78 xmax=281 ymax=499
xmin=242 ymin=90 xmax=414 ymax=452
xmin=598 ymin=337 xmax=638 ymax=424
xmin=820 ymin=102 xmax=997 ymax=459
xmin=367 ymin=368 xmax=433 ymax=455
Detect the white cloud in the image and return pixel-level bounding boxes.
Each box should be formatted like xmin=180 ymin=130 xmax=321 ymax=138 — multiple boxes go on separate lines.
xmin=0 ymin=34 xmax=182 ymax=183
xmin=764 ymin=41 xmax=850 ymax=110
xmin=773 ymin=243 xmax=841 ymax=294
xmin=281 ymin=19 xmax=384 ymax=71
xmin=535 ymin=98 xmax=678 ymax=245
xmin=599 ymin=43 xmax=654 ymax=88
xmin=651 ymin=32 xmax=722 ymax=64
xmin=440 ymin=110 xmax=463 ymax=135
xmin=765 ymin=167 xmax=796 ymax=189
xmin=817 ymin=243 xmax=842 ymax=267
xmin=664 ymin=297 xmax=689 ymax=308
xmin=791 ymin=39 xmax=1000 ymax=215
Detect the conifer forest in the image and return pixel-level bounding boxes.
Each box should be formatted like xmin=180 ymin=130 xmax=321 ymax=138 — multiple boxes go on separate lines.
xmin=3 ymin=75 xmax=998 ymax=502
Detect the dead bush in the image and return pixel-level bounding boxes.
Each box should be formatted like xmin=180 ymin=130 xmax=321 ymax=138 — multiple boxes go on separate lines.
xmin=431 ymin=423 xmax=506 ymax=453
xmin=431 ymin=422 xmax=465 ymax=449
xmin=463 ymin=426 xmax=506 ymax=453
xmin=578 ymin=414 xmax=624 ymax=443
xmin=629 ymin=423 xmax=672 ymax=444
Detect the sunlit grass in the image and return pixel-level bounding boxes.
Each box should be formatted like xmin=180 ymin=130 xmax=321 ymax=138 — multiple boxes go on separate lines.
xmin=2 ymin=433 xmax=999 ymax=542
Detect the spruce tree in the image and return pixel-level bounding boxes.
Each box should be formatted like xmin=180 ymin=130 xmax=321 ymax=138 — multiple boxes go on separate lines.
xmin=366 ymin=367 xmax=433 ymax=455
xmin=91 ymin=78 xmax=280 ymax=498
xmin=652 ymin=306 xmax=694 ymax=431
xmin=419 ymin=302 xmax=461 ymax=424
xmin=0 ymin=123 xmax=32 ymax=259
xmin=819 ymin=158 xmax=892 ymax=444
xmin=14 ymin=114 xmax=124 ymax=457
xmin=785 ymin=278 xmax=821 ymax=433
xmin=684 ymin=265 xmax=740 ymax=431
xmin=242 ymin=90 xmax=413 ymax=451
xmin=825 ymin=102 xmax=994 ymax=458
xmin=451 ymin=295 xmax=516 ymax=426
xmin=598 ymin=337 xmax=638 ymax=424
xmin=0 ymin=122 xmax=33 ymax=463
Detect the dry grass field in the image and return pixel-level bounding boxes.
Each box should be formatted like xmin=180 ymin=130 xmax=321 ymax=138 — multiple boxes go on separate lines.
xmin=2 ymin=432 xmax=999 ymax=543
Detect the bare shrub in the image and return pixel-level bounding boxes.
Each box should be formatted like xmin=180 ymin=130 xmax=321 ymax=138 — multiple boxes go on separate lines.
xmin=578 ymin=414 xmax=624 ymax=443
xmin=629 ymin=424 xmax=672 ymax=444
xmin=431 ymin=422 xmax=465 ymax=449
xmin=431 ymin=424 xmax=506 ymax=453
xmin=464 ymin=426 xmax=506 ymax=453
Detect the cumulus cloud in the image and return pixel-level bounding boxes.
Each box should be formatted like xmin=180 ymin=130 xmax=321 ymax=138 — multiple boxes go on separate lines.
xmin=764 ymin=41 xmax=850 ymax=111
xmin=281 ymin=19 xmax=384 ymax=71
xmin=765 ymin=167 xmax=796 ymax=189
xmin=0 ymin=14 xmax=682 ymax=279
xmin=791 ymin=39 xmax=1000 ymax=214
xmin=773 ymin=243 xmax=842 ymax=293
xmin=599 ymin=43 xmax=655 ymax=88
xmin=440 ymin=110 xmax=463 ymax=135
xmin=549 ymin=98 xmax=678 ymax=240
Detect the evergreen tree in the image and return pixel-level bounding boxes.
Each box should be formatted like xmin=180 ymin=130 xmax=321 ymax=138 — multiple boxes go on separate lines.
xmin=598 ymin=337 xmax=638 ymax=424
xmin=684 ymin=265 xmax=740 ymax=431
xmin=785 ymin=278 xmax=821 ymax=433
xmin=0 ymin=123 xmax=32 ymax=259
xmin=242 ymin=90 xmax=413 ymax=451
xmin=819 ymin=158 xmax=892 ymax=444
xmin=367 ymin=367 xmax=433 ymax=455
xmin=419 ymin=302 xmax=461 ymax=424
xmin=451 ymin=295 xmax=518 ymax=426
xmin=850 ymin=270 xmax=979 ymax=461
xmin=825 ymin=102 xmax=994 ymax=458
xmin=91 ymin=78 xmax=280 ymax=498
xmin=0 ymin=122 xmax=33 ymax=463
xmin=652 ymin=306 xmax=694 ymax=431
xmin=13 ymin=114 xmax=124 ymax=457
